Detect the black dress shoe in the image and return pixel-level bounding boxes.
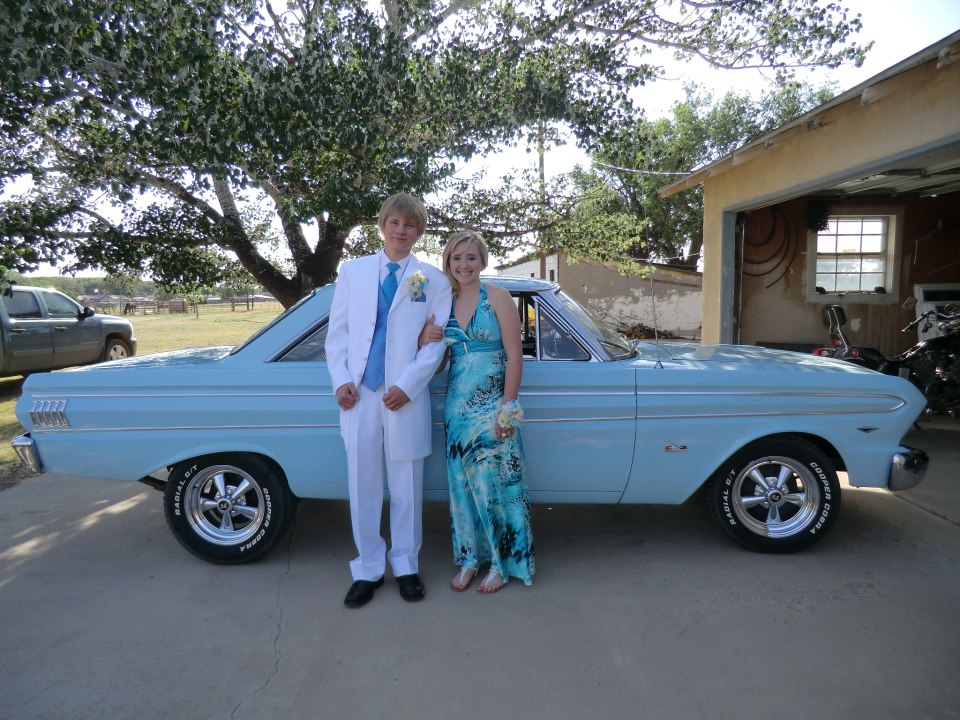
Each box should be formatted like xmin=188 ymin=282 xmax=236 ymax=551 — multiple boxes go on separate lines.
xmin=344 ymin=577 xmax=384 ymax=608
xmin=396 ymin=573 xmax=426 ymax=602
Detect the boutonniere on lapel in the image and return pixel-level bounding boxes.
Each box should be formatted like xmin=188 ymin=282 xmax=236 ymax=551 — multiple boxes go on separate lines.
xmin=406 ymin=270 xmax=428 ymax=302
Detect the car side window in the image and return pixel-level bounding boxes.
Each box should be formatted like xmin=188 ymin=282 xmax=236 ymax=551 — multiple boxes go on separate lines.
xmin=2 ymin=290 xmax=43 ymax=319
xmin=514 ymin=294 xmax=538 ymax=358
xmin=44 ymin=292 xmax=82 ymax=319
xmin=538 ymin=308 xmax=590 ymax=361
xmin=277 ymin=323 xmax=328 ymax=362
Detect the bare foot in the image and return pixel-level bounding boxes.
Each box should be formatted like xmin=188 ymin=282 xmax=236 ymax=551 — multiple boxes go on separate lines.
xmin=477 ymin=568 xmax=505 ymax=594
xmin=450 ymin=566 xmax=478 ymax=592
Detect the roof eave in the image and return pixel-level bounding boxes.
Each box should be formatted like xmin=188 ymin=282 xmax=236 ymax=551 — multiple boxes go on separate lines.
xmin=657 ymin=30 xmax=960 ymax=199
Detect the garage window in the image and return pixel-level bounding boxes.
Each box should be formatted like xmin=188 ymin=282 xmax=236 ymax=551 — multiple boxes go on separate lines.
xmin=807 ymin=209 xmax=902 ymax=303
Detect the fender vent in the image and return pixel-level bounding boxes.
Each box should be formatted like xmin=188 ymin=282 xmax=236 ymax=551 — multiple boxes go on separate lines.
xmin=29 ymin=399 xmax=70 ymax=428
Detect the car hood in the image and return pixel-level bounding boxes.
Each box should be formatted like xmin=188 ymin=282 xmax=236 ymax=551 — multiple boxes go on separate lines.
xmin=63 ymin=346 xmax=232 ymax=370
xmin=630 ymin=341 xmax=874 ymax=373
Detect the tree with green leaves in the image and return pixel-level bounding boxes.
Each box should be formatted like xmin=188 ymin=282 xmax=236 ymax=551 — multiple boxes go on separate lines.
xmin=494 ymin=81 xmax=838 ymax=273
xmin=1 ymin=0 xmax=868 ymax=306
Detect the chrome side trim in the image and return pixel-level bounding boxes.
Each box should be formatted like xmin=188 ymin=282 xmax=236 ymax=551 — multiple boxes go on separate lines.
xmin=526 ymin=416 xmax=635 ymax=424
xmin=431 ymin=390 xmax=634 ymax=397
xmin=512 ymin=391 xmax=635 ymax=397
xmin=11 ymin=434 xmax=42 ymax=473
xmin=28 ymin=392 xmax=333 ymax=399
xmin=636 ymin=390 xmax=908 ymax=403
xmin=30 ymin=423 xmax=341 ymax=434
xmin=430 ymin=417 xmax=639 ymax=428
xmin=635 ymin=408 xmax=902 ymax=419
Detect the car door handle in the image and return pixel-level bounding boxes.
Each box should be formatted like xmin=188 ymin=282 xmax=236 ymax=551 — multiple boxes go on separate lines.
xmin=53 ymin=326 xmax=67 ymax=332
xmin=10 ymin=328 xmax=25 ymax=334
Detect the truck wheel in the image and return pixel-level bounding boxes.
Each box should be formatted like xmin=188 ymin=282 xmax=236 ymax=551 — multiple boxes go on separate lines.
xmin=163 ymin=454 xmax=296 ymax=564
xmin=102 ymin=338 xmax=131 ymax=361
xmin=707 ymin=437 xmax=840 ymax=552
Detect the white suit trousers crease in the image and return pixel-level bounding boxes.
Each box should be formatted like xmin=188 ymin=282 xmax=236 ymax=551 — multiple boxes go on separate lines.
xmin=345 ymin=382 xmax=424 ymax=581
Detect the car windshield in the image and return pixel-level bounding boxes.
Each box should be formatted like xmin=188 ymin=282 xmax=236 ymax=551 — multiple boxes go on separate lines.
xmin=228 ymin=289 xmax=319 ymax=355
xmin=555 ymin=290 xmax=635 ymax=360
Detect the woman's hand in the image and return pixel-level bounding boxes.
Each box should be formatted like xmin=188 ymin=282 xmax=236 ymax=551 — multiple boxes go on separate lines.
xmin=418 ymin=314 xmax=444 ymax=348
xmin=494 ymin=398 xmax=522 ymax=441
xmin=494 ymin=422 xmax=515 ymax=441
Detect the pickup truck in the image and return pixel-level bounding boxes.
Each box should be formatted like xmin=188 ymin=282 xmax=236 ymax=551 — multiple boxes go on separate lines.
xmin=1 ymin=285 xmax=137 ymax=377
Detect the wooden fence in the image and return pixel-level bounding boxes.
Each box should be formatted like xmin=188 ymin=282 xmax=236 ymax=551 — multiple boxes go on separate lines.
xmin=87 ymin=298 xmax=283 ymax=316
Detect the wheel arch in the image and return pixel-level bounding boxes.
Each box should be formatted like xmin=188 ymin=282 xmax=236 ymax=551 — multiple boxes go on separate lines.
xmin=718 ymin=431 xmax=846 ymax=477
xmin=168 ymin=450 xmax=293 ymax=492
xmin=100 ymin=334 xmax=132 ymax=361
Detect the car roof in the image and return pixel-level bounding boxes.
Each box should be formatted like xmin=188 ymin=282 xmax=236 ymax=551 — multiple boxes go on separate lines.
xmin=484 ymin=275 xmax=558 ymax=292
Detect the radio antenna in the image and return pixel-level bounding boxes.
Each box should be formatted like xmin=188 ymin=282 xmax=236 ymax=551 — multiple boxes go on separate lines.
xmin=647 ymin=258 xmax=663 ymax=368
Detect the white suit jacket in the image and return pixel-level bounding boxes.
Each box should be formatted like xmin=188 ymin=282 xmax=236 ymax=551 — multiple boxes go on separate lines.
xmin=325 ymin=251 xmax=452 ymax=461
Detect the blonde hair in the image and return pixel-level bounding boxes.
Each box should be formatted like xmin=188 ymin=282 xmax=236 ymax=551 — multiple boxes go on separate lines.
xmin=442 ymin=229 xmax=488 ymax=295
xmin=378 ymin=193 xmax=427 ymax=236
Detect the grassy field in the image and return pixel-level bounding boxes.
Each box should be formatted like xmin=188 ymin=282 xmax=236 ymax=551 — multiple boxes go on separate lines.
xmin=0 ymin=305 xmax=283 ymax=468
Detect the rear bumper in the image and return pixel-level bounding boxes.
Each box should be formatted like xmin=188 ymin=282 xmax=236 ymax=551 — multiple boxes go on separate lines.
xmin=11 ymin=433 xmax=42 ymax=474
xmin=889 ymin=446 xmax=928 ymax=491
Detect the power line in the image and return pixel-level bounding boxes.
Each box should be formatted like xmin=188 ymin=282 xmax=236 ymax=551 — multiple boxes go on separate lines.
xmin=593 ymin=160 xmax=689 ymax=176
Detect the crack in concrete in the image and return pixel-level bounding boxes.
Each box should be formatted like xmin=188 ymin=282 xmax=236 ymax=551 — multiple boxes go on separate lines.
xmin=229 ymin=503 xmax=301 ymax=719
xmin=892 ymin=492 xmax=960 ymax=528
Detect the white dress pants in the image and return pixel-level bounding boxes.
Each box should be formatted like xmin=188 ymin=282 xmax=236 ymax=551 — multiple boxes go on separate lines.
xmin=345 ymin=382 xmax=424 ymax=581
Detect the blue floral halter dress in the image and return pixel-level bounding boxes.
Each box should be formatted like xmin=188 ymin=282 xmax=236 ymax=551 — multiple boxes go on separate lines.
xmin=443 ymin=283 xmax=535 ymax=585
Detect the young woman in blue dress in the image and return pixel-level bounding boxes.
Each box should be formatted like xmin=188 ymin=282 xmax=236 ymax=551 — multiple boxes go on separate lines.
xmin=420 ymin=230 xmax=535 ymax=594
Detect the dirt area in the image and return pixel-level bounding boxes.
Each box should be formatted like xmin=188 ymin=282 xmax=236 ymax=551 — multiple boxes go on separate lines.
xmin=0 ymin=462 xmax=32 ymax=492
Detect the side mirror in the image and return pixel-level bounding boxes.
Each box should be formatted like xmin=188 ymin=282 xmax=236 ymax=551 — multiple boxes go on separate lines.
xmin=902 ymin=297 xmax=918 ymax=312
xmin=80 ymin=306 xmax=96 ymax=319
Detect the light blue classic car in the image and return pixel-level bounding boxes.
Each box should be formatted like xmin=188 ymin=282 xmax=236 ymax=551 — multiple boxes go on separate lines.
xmin=13 ymin=278 xmax=928 ymax=562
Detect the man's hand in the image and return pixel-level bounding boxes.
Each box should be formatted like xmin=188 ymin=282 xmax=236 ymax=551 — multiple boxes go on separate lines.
xmin=382 ymin=385 xmax=410 ymax=411
xmin=335 ymin=382 xmax=359 ymax=410
xmin=418 ymin=313 xmax=444 ymax=348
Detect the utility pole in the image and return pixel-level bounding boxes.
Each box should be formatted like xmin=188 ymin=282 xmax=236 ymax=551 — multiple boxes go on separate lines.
xmin=537 ymin=119 xmax=547 ymax=280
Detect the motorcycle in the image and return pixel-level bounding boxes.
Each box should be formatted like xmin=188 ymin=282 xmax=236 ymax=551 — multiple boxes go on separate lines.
xmin=812 ymin=302 xmax=960 ymax=415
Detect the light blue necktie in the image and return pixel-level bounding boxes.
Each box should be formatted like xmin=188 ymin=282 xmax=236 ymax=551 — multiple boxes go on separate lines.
xmin=360 ymin=261 xmax=401 ymax=391
xmin=383 ymin=262 xmax=400 ymax=305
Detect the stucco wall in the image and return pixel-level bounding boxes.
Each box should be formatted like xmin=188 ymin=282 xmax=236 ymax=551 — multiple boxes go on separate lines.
xmin=499 ymin=254 xmax=702 ymax=339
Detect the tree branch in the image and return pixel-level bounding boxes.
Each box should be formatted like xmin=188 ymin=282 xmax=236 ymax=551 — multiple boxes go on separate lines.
xmin=74 ymin=207 xmax=119 ymax=227
xmin=383 ymin=0 xmax=399 ymax=28
xmin=137 ymin=171 xmax=223 ymax=224
xmin=409 ymin=0 xmax=482 ymax=38
xmin=264 ymin=1 xmax=298 ymax=57
xmin=243 ymin=169 xmax=313 ymax=262
xmin=212 ymin=175 xmax=298 ymax=304
xmin=57 ymin=76 xmax=147 ymax=124
xmin=222 ymin=6 xmax=294 ymax=64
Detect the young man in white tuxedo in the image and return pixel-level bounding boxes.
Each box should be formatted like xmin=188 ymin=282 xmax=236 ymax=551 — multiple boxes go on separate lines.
xmin=325 ymin=193 xmax=452 ymax=608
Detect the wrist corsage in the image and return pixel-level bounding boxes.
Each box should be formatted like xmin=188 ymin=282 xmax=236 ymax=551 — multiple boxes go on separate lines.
xmin=406 ymin=270 xmax=428 ymax=300
xmin=497 ymin=399 xmax=524 ymax=430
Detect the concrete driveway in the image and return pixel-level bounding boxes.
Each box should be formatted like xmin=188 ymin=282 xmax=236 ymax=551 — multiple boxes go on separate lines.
xmin=1 ymin=419 xmax=958 ymax=720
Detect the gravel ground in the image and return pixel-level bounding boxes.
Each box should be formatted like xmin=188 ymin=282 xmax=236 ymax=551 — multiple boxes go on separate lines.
xmin=0 ymin=462 xmax=32 ymax=492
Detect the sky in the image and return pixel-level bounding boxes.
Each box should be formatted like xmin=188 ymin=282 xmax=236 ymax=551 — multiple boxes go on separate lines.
xmin=21 ymin=0 xmax=960 ymax=278
xmin=471 ymin=0 xmax=960 ymax=182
